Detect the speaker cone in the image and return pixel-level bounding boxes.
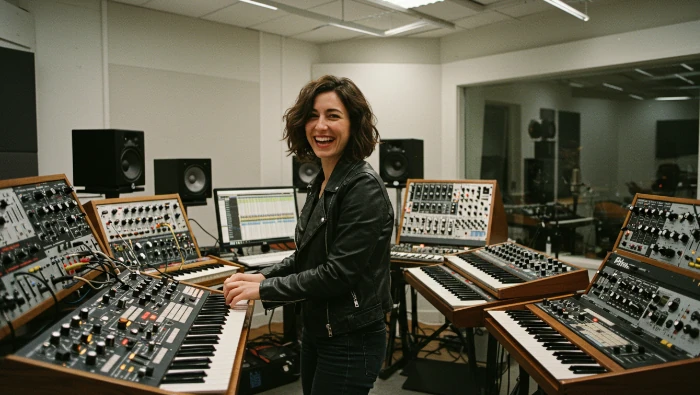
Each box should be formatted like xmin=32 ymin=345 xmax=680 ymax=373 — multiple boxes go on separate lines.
xmin=120 ymin=148 xmax=143 ymax=183
xmin=383 ymin=150 xmax=408 ymax=180
xmin=299 ymin=162 xmax=320 ymax=184
xmin=183 ymin=165 xmax=207 ymax=194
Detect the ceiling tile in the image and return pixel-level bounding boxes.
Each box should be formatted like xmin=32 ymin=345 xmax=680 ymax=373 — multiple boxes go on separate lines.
xmin=293 ymin=25 xmax=363 ymax=43
xmin=251 ymin=14 xmax=326 ymax=36
xmin=309 ymin=0 xmax=391 ymax=21
xmin=203 ymin=2 xmax=286 ymax=28
xmin=145 ymin=0 xmax=237 ymax=17
xmin=407 ymin=26 xmax=459 ymax=38
xmin=112 ymin=0 xmax=152 ymax=5
xmin=413 ymin=1 xmax=479 ymax=21
xmin=284 ymin=0 xmax=338 ymax=9
xmin=498 ymin=0 xmax=551 ymax=18
xmin=454 ymin=10 xmax=510 ymax=29
xmin=356 ymin=11 xmax=416 ymax=30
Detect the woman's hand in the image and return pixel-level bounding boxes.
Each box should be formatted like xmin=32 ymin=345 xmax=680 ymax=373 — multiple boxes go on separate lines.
xmin=223 ymin=273 xmax=265 ymax=307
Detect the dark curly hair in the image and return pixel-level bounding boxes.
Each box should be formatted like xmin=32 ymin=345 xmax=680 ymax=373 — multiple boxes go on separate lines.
xmin=283 ymin=75 xmax=380 ymax=162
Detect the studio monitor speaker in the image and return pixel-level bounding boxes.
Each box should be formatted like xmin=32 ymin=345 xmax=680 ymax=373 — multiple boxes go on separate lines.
xmin=72 ymin=129 xmax=145 ymax=189
xmin=379 ymin=139 xmax=424 ymax=185
xmin=154 ymin=158 xmax=212 ymax=206
xmin=292 ymin=156 xmax=320 ymax=189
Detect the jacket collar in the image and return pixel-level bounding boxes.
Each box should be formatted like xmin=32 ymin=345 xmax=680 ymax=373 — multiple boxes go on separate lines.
xmin=307 ymin=153 xmax=361 ymax=194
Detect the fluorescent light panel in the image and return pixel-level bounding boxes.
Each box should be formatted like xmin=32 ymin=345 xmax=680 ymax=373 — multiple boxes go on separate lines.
xmin=629 ymin=94 xmax=644 ymax=100
xmin=385 ymin=20 xmax=430 ymax=36
xmin=603 ymin=83 xmax=623 ymax=91
xmin=328 ymin=23 xmax=384 ymax=37
xmin=655 ymin=96 xmax=692 ymax=101
xmin=635 ymin=68 xmax=654 ymax=77
xmin=542 ymin=0 xmax=589 ymax=21
xmin=675 ymin=74 xmax=695 ymax=85
xmin=681 ymin=63 xmax=694 ymax=71
xmin=569 ymin=82 xmax=584 ymax=88
xmin=382 ymin=0 xmax=443 ymax=9
xmin=240 ymin=0 xmax=277 ymax=10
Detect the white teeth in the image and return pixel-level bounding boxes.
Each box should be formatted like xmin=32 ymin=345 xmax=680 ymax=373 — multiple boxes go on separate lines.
xmin=316 ymin=137 xmax=334 ymax=142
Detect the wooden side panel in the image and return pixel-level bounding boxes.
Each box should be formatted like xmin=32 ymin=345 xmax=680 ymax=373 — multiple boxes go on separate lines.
xmin=487 ymin=180 xmax=509 ymax=245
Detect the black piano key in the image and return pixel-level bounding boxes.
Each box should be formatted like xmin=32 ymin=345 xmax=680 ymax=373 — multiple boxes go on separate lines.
xmin=560 ymin=358 xmax=598 ymax=365
xmin=176 ymin=349 xmax=215 ymax=357
xmin=161 ymin=370 xmax=208 ymax=384
xmin=569 ymin=366 xmax=607 ymax=374
xmin=545 ymin=344 xmax=579 ymax=350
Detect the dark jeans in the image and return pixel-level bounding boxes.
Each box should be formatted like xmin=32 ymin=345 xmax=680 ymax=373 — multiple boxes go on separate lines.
xmin=301 ymin=319 xmax=387 ymax=395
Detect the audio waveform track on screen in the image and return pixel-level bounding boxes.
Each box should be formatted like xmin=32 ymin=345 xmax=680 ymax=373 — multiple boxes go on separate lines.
xmin=215 ymin=188 xmax=298 ymax=247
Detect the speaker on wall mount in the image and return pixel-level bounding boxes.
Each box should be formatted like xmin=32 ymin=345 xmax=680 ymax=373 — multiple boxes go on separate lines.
xmin=154 ymin=158 xmax=212 ymax=207
xmin=72 ymin=129 xmax=145 ymax=197
xmin=292 ymin=156 xmax=321 ymax=190
xmin=379 ymin=139 xmax=423 ymax=187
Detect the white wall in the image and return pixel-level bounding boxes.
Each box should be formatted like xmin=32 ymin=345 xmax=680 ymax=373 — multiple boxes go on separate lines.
xmin=0 ymin=0 xmax=34 ymax=51
xmin=442 ymin=20 xmax=700 ymax=181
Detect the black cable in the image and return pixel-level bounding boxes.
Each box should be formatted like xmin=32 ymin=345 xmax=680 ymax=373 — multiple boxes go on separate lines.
xmin=13 ymin=272 xmax=59 ymax=321
xmin=268 ymin=308 xmax=276 ymax=336
xmin=0 ymin=310 xmax=16 ymax=351
xmin=188 ymin=218 xmax=220 ymax=247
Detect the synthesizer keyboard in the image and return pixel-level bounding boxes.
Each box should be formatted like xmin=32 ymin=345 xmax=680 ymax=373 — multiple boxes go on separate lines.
xmin=390 ymin=244 xmax=464 ymax=265
xmin=236 ymin=250 xmax=294 ymax=267
xmin=1 ymin=270 xmax=253 ymax=394
xmin=485 ymin=252 xmax=700 ymax=394
xmin=404 ymin=265 xmax=505 ymax=328
xmin=143 ymin=258 xmax=241 ymax=287
xmin=446 ymin=242 xmax=589 ymax=299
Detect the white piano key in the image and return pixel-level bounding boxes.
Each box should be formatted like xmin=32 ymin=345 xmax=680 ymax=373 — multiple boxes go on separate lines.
xmin=406 ymin=267 xmax=487 ymax=308
xmin=488 ymin=311 xmax=601 ymax=380
xmin=159 ymin=308 xmax=248 ymax=393
xmin=447 ymin=255 xmax=519 ymax=290
xmin=175 ymin=265 xmax=240 ymax=283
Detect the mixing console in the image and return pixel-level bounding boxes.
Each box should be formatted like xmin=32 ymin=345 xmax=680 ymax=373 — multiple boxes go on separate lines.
xmin=0 ymin=175 xmax=105 ymax=339
xmin=618 ymin=194 xmax=700 ymax=273
xmin=3 ymin=269 xmax=252 ymax=393
xmin=398 ymin=180 xmax=507 ymax=247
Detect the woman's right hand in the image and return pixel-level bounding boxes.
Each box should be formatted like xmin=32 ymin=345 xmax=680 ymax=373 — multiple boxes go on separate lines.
xmin=224 ymin=273 xmax=265 ymax=284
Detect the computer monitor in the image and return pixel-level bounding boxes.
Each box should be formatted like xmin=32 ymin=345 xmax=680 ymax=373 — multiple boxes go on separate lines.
xmin=214 ymin=186 xmax=299 ymax=248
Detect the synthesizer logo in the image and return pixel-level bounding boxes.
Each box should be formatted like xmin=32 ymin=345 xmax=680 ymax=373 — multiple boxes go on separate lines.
xmin=613 ymin=257 xmax=630 ymax=269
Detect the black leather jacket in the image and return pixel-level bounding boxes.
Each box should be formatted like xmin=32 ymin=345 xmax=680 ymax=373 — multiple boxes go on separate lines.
xmin=258 ymin=156 xmax=393 ymax=337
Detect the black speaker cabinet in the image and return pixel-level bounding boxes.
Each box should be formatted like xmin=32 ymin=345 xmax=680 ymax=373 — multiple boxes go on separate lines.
xmin=379 ymin=139 xmax=424 ymax=185
xmin=292 ymin=156 xmax=320 ymax=189
xmin=72 ymin=129 xmax=145 ymax=189
xmin=154 ymin=158 xmax=212 ymax=206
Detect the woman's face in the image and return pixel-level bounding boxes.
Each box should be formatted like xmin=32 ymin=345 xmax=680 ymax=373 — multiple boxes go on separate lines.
xmin=305 ymin=91 xmax=350 ymax=164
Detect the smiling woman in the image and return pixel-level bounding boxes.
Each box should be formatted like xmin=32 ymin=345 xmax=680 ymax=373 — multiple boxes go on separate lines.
xmin=223 ymin=75 xmax=394 ymax=395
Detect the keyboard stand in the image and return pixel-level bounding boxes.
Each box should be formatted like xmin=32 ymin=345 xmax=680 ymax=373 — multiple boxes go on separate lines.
xmin=379 ymin=267 xmax=414 ymax=379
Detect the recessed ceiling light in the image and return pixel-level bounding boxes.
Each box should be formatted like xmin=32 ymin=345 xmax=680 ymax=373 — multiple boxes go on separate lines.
xmin=681 ymin=63 xmax=694 ymax=71
xmin=603 ymin=83 xmax=623 ymax=91
xmin=635 ymin=68 xmax=654 ymax=77
xmin=675 ymin=74 xmax=695 ymax=85
xmin=542 ymin=0 xmax=590 ymax=21
xmin=381 ymin=0 xmax=443 ymax=8
xmin=328 ymin=23 xmax=384 ymax=37
xmin=569 ymin=82 xmax=584 ymax=88
xmin=655 ymin=96 xmax=692 ymax=101
xmin=629 ymin=94 xmax=644 ymax=100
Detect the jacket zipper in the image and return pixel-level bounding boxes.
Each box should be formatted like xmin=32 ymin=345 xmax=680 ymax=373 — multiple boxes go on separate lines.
xmin=325 ymin=199 xmax=333 ymax=337
xmin=351 ymin=291 xmax=359 ymax=308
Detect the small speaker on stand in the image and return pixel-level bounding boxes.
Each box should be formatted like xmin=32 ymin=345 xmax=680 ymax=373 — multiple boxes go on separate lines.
xmin=292 ymin=156 xmax=320 ymax=190
xmin=72 ymin=129 xmax=145 ymax=198
xmin=154 ymin=158 xmax=212 ymax=209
